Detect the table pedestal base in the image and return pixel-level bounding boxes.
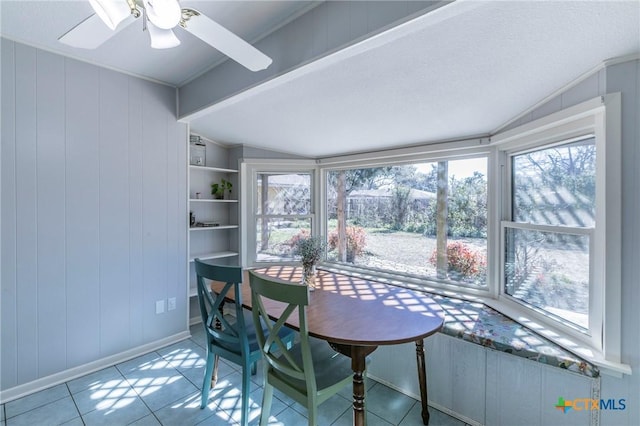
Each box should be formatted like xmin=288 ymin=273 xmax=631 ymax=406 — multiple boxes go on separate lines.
xmin=416 ymin=339 xmax=430 ymax=425
xmin=330 ymin=342 xmax=431 ymax=426
xmin=351 ymin=346 xmax=367 ymax=425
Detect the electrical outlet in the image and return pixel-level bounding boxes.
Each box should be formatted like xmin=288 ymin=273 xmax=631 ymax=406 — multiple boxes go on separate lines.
xmin=168 ymin=297 xmax=176 ymax=311
xmin=156 ymin=300 xmax=165 ymax=314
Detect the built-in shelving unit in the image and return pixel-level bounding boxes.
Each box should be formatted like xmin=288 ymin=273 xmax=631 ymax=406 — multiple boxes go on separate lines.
xmin=189 ymin=251 xmax=239 ymax=262
xmin=187 ymin=135 xmax=240 ymax=306
xmin=189 ymin=165 xmax=238 ymax=174
xmin=189 ymin=225 xmax=239 ymax=231
xmin=189 ymin=199 xmax=239 ymax=203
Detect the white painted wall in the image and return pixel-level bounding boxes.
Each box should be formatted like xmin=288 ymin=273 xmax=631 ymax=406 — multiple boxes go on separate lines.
xmin=1 ymin=39 xmax=189 ymax=398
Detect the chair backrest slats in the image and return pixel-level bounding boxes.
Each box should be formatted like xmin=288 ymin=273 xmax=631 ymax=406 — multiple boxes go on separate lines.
xmin=194 ymin=259 xmax=249 ymax=358
xmin=249 ymin=271 xmax=316 ymax=388
xmin=249 ymin=272 xmax=309 ymax=305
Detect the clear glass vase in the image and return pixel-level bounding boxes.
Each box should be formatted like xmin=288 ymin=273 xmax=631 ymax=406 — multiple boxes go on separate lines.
xmin=302 ymin=263 xmax=316 ymax=290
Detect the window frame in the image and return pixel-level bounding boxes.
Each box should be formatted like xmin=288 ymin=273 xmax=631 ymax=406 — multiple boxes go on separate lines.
xmin=492 ymin=94 xmax=623 ymax=370
xmin=240 ymin=159 xmax=318 ymax=267
xmin=502 ymin=136 xmax=598 ymax=336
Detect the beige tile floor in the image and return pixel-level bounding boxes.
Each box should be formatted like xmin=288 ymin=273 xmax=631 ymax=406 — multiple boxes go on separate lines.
xmin=1 ymin=324 xmax=467 ymax=426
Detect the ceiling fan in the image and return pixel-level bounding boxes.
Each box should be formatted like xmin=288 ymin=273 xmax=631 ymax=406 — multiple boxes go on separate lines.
xmin=58 ymin=0 xmax=272 ymax=72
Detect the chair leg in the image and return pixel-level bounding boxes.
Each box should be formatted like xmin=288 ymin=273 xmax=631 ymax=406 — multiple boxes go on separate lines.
xmin=239 ymin=362 xmax=252 ymax=426
xmin=211 ymin=354 xmax=220 ymax=388
xmin=250 ymin=361 xmax=257 ymax=376
xmin=260 ymin=383 xmax=274 ymax=426
xmin=308 ymin=400 xmax=318 ymax=426
xmin=201 ymin=351 xmax=215 ymax=409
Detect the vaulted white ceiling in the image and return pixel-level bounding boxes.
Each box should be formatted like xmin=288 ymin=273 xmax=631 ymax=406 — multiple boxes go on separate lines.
xmin=1 ymin=1 xmax=639 ymax=158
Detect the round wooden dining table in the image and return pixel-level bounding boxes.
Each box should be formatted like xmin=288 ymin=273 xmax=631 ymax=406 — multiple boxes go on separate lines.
xmin=212 ymin=266 xmax=444 ymax=425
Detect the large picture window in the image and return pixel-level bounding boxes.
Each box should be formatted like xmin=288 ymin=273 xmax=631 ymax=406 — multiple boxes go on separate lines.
xmin=325 ymin=158 xmax=488 ymax=287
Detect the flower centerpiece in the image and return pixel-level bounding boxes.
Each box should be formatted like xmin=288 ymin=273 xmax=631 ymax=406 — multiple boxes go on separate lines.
xmin=292 ymin=234 xmax=326 ymax=289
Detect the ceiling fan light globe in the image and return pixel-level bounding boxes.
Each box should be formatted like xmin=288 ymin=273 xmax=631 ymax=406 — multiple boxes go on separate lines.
xmin=147 ymin=21 xmax=181 ymax=49
xmin=143 ymin=0 xmax=181 ymax=30
xmin=89 ymin=0 xmax=131 ymax=30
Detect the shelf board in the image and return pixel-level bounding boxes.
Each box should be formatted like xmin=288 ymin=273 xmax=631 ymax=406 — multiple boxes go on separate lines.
xmin=190 ymin=225 xmax=238 ymax=231
xmin=189 ymin=198 xmax=238 ymax=203
xmin=189 ymin=251 xmax=239 ymax=262
xmin=189 ymin=286 xmax=198 ymax=297
xmin=189 ymin=165 xmax=238 ymax=173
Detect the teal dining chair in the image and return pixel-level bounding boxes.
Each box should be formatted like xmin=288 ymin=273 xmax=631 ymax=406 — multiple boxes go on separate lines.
xmin=248 ymin=270 xmax=355 ymax=426
xmin=194 ymin=260 xmax=293 ymax=426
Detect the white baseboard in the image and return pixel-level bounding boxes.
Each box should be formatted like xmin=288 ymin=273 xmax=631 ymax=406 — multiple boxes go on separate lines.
xmin=366 ymin=373 xmax=483 ymax=426
xmin=365 ymin=372 xmax=420 ymax=401
xmin=0 ymin=330 xmax=191 ymax=404
xmin=427 ymin=401 xmax=483 ymax=426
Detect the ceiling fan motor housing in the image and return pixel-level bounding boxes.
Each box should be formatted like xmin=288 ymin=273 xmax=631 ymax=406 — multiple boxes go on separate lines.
xmin=142 ymin=0 xmax=181 ymax=29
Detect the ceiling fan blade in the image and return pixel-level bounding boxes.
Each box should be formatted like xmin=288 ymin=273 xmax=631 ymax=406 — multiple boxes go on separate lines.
xmin=181 ymin=11 xmax=272 ymax=72
xmin=59 ymin=13 xmax=135 ymax=49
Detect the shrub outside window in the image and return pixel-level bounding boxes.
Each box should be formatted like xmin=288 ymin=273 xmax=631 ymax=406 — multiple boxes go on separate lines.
xmin=325 ymin=158 xmax=488 ymax=287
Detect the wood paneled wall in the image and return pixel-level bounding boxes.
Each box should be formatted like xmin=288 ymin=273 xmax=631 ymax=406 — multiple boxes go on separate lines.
xmin=1 ymin=39 xmax=188 ymax=393
xmin=369 ymin=334 xmax=594 ymax=425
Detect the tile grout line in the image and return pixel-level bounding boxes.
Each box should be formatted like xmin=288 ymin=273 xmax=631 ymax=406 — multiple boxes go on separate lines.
xmin=114 ymin=352 xmax=163 ymax=425
xmin=4 ymin=383 xmax=69 ymax=420
xmin=64 ymin=382 xmax=85 ymax=425
xmin=395 ymin=400 xmax=418 ymax=426
xmin=151 ymin=349 xmax=220 ymax=426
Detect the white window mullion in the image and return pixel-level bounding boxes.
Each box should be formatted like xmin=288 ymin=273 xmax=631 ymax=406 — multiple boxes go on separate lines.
xmin=502 ymin=221 xmax=592 ymax=235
